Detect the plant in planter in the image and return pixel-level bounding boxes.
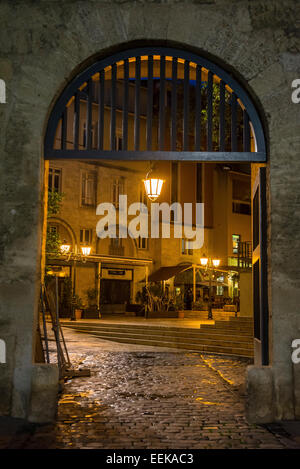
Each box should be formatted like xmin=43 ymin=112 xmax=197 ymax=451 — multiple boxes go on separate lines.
xmin=135 ymin=290 xmax=143 ymax=304
xmin=72 ymin=294 xmax=83 ymax=319
xmin=60 ymin=277 xmax=73 ymax=318
xmin=143 ymin=284 xmax=185 ymax=318
xmin=192 ymin=300 xmax=205 ymax=311
xmin=174 ymin=296 xmax=185 ymax=318
xmin=85 ymin=288 xmax=100 ymax=318
xmin=86 ymin=288 xmax=98 ymax=307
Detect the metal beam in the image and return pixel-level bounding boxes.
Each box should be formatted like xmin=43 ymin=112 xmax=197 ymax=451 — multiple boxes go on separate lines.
xmin=45 ymin=149 xmax=266 ymax=162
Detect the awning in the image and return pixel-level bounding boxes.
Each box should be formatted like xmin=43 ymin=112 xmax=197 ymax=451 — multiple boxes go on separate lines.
xmin=148 ymin=264 xmax=191 ymax=282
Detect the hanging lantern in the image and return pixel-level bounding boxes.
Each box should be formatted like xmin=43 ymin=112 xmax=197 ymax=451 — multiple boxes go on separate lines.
xmin=200 ymin=255 xmax=220 ymax=268
xmin=60 ymin=241 xmax=71 ymax=254
xmin=143 ymin=178 xmax=164 ymax=202
xmin=143 ymin=164 xmax=164 ymax=202
xmin=81 ymin=245 xmax=91 ymax=256
xmin=200 ymin=255 xmax=208 ymax=266
xmin=212 ymin=259 xmax=220 ymax=267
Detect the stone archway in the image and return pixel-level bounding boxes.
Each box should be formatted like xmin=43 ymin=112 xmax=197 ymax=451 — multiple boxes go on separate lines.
xmin=2 ymin=1 xmax=299 ymax=425
xmin=42 ymin=42 xmax=269 ymax=416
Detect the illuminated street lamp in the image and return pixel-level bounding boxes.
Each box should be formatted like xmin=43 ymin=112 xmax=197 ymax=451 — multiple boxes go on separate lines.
xmin=200 ymin=255 xmax=220 ymax=268
xmin=58 ymin=242 xmax=92 ymax=322
xmin=143 ymin=164 xmax=164 ymax=202
xmin=60 ymin=242 xmax=91 ymax=260
xmin=200 ymin=256 xmax=208 ymax=266
xmin=81 ymin=245 xmax=91 ymax=257
xmin=60 ymin=241 xmax=71 ymax=254
xmin=200 ymin=254 xmax=221 ymax=319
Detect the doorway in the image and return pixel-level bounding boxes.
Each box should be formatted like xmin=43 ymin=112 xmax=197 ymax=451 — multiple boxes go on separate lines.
xmin=43 ymin=45 xmax=267 ymax=364
xmin=101 ymin=279 xmax=131 ymax=307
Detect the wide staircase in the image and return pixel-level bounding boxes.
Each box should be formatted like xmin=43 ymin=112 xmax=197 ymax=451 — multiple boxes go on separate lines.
xmin=62 ymin=317 xmax=254 ymax=358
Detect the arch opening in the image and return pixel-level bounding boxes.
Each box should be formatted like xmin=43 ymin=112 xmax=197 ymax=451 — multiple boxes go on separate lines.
xmin=44 ymin=46 xmax=266 ymax=162
xmin=42 ymin=44 xmax=267 ymax=364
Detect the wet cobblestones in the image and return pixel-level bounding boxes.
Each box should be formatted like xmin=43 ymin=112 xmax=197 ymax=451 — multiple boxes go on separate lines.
xmin=2 ymin=342 xmax=299 ymax=449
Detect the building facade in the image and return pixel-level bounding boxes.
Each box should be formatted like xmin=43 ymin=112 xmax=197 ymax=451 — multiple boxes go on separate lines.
xmin=46 ymin=158 xmax=252 ymax=315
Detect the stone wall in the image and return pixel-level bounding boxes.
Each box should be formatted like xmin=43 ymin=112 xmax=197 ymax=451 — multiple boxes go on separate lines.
xmin=0 ymin=0 xmax=300 ymax=422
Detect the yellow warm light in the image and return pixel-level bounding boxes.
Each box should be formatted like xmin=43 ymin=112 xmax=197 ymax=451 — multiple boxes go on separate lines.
xmin=200 ymin=257 xmax=208 ymax=266
xmin=81 ymin=246 xmax=91 ymax=256
xmin=212 ymin=259 xmax=220 ymax=267
xmin=60 ymin=243 xmax=71 ymax=254
xmin=143 ymin=177 xmax=164 ymax=202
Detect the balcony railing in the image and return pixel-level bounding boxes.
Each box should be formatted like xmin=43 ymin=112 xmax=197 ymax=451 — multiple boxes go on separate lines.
xmin=228 ymin=241 xmax=252 ymax=269
xmin=237 ymin=241 xmax=252 ymax=268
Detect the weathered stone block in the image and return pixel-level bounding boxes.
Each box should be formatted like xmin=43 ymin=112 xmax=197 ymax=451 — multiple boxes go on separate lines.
xmin=246 ymin=365 xmax=275 ymax=423
xmin=28 ymin=364 xmax=59 ymax=423
xmin=0 ymin=334 xmax=15 ymax=416
xmin=273 ymin=365 xmax=295 ymax=420
xmin=293 ymin=363 xmax=300 ymax=419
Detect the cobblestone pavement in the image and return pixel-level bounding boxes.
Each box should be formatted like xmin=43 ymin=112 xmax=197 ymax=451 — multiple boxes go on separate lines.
xmin=1 ymin=329 xmax=299 ymax=450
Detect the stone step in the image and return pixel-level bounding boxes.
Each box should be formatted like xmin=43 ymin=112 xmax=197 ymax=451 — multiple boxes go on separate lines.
xmin=200 ymin=326 xmax=253 ymax=335
xmin=63 ymin=320 xmax=253 ymax=334
xmin=183 ymin=311 xmax=235 ymax=319
xmin=72 ymin=328 xmax=254 ymax=350
xmin=63 ymin=322 xmax=253 ymax=336
xmin=62 ymin=317 xmax=254 ymax=358
xmin=200 ymin=329 xmax=253 ymax=337
xmin=201 ymin=323 xmax=253 ymax=330
xmin=215 ymin=317 xmax=253 ymax=324
xmin=73 ymin=330 xmax=253 ymax=357
xmin=65 ymin=324 xmax=253 ymax=338
xmin=64 ymin=324 xmax=253 ymax=342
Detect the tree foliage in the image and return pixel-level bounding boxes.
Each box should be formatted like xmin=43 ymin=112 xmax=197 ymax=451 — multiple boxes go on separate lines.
xmin=46 ymin=191 xmax=64 ymax=258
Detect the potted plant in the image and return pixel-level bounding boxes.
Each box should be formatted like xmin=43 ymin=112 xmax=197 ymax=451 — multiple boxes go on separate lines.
xmin=86 ymin=288 xmax=98 ymax=307
xmin=72 ymin=294 xmax=83 ymax=320
xmin=175 ymin=296 xmax=185 ymax=319
xmin=60 ymin=277 xmax=73 ymax=318
xmin=84 ymin=288 xmax=100 ymax=319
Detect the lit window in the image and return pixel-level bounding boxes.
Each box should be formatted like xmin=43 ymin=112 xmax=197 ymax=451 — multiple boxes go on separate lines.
xmin=232 ymin=234 xmax=240 ymax=254
xmin=80 ymin=229 xmax=92 ymax=245
xmin=81 ymin=171 xmax=96 ymax=206
xmin=48 ymin=168 xmax=62 ymax=192
xmin=181 ymin=239 xmax=193 ymax=255
xmin=111 ymin=178 xmax=125 ymax=208
xmin=138 ymin=237 xmax=148 ymax=250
